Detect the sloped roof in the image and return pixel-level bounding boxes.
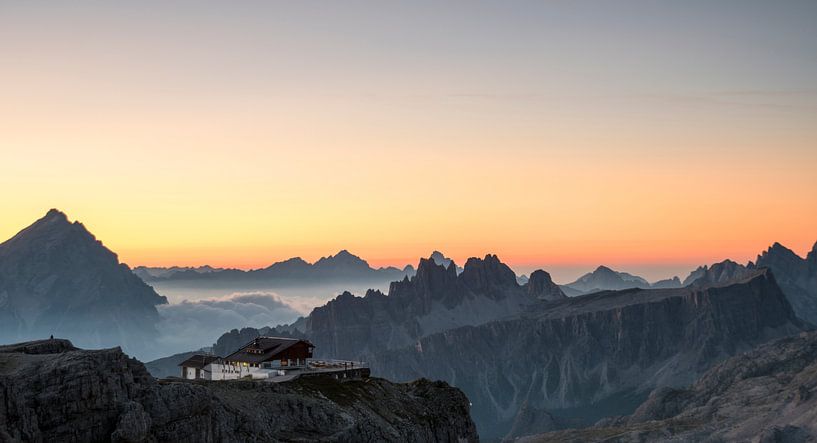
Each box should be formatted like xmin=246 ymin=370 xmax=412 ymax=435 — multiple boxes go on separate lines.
xmin=224 ymin=336 xmax=314 ymax=364
xmin=178 ymin=354 xmax=220 ymax=369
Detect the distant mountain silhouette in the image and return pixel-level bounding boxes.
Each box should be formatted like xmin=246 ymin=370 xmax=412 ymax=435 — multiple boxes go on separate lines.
xmin=562 ymin=265 xmax=651 ymax=294
xmin=136 ymin=249 xmax=413 ymax=285
xmin=0 ymin=209 xmax=167 ymax=355
xmin=132 ymin=265 xmax=224 ymax=280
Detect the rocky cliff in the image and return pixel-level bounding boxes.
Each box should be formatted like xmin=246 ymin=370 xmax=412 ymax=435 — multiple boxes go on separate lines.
xmin=0 ymin=209 xmax=167 ymax=357
xmin=0 ymin=339 xmax=478 ymax=442
xmin=526 ymin=330 xmax=817 ymax=442
xmin=369 ymin=269 xmax=805 ymax=439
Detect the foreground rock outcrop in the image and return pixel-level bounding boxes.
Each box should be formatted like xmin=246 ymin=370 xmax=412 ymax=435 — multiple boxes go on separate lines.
xmin=525 ymin=330 xmax=817 ymax=442
xmin=370 ymin=269 xmax=805 ymax=439
xmin=0 ymin=339 xmax=478 ymax=442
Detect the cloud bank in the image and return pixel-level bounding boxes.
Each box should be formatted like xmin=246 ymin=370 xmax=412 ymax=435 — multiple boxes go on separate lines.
xmin=154 ymin=292 xmax=304 ymax=358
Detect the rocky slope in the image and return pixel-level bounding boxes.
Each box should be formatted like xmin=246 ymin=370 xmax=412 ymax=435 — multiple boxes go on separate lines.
xmin=525 ymin=330 xmax=817 ymax=442
xmin=369 ymin=269 xmax=805 ymax=439
xmin=0 ymin=209 xmax=167 ymax=357
xmin=0 ymin=339 xmax=478 ymax=442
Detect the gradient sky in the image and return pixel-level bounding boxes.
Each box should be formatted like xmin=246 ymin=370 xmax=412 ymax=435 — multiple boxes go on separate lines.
xmin=1 ymin=1 xmax=816 ymax=282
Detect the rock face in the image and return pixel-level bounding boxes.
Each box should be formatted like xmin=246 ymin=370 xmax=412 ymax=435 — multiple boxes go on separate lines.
xmin=526 ymin=330 xmax=817 ymax=442
xmin=369 ymin=270 xmax=804 ymax=439
xmin=0 ymin=339 xmax=478 ymax=442
xmin=305 ymin=254 xmax=536 ymax=361
xmin=0 ymin=209 xmax=167 ymax=357
xmin=526 ymin=270 xmax=566 ymax=301
xmin=563 ymin=266 xmax=650 ymax=294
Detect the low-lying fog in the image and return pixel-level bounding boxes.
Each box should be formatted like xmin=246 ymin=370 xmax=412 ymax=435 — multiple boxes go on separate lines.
xmin=146 ymin=281 xmax=391 ymax=361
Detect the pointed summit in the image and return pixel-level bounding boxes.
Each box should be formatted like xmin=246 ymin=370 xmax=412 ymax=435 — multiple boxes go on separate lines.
xmin=43 ymin=208 xmax=69 ymax=222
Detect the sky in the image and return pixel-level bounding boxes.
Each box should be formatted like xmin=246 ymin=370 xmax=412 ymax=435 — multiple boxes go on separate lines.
xmin=1 ymin=1 xmax=816 ymax=283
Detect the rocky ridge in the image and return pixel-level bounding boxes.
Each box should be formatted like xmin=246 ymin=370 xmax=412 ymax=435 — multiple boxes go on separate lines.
xmin=0 ymin=339 xmax=478 ymax=442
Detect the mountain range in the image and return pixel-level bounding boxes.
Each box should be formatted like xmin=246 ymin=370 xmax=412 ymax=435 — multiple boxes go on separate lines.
xmin=134 ymin=250 xmax=413 ymax=285
xmin=2 ymin=209 xmax=816 ymax=440
xmin=161 ymin=254 xmax=815 ymax=438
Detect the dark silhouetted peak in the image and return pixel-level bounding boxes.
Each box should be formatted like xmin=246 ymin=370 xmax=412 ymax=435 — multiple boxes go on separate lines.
xmin=459 ymin=254 xmax=519 ymax=295
xmin=415 ymin=257 xmax=458 ymax=289
xmin=565 ymin=265 xmax=650 ymax=293
xmin=387 ymin=256 xmax=459 ymax=313
xmin=526 ymin=270 xmax=566 ymax=301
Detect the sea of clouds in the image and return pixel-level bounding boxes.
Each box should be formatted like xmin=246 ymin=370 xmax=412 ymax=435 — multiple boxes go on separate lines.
xmin=154 ymin=292 xmax=308 ymax=358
